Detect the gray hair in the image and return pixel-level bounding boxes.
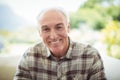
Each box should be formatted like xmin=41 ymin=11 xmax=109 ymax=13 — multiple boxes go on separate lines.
xmin=37 ymin=7 xmax=70 ymax=23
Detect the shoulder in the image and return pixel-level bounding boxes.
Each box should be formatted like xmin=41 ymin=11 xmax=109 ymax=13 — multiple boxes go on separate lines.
xmin=72 ymin=41 xmax=100 ymax=57
xmin=23 ymin=42 xmax=45 ymax=57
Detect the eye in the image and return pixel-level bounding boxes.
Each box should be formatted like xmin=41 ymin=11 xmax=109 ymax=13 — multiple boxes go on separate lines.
xmin=56 ymin=25 xmax=63 ymax=30
xmin=42 ymin=27 xmax=50 ymax=32
xmin=57 ymin=26 xmax=62 ymax=29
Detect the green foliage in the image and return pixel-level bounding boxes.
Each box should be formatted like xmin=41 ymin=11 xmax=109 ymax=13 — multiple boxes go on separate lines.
xmin=0 ymin=26 xmax=39 ymax=54
xmin=102 ymin=21 xmax=120 ymax=59
xmin=82 ymin=0 xmax=105 ymax=8
xmin=0 ymin=30 xmax=11 ymax=37
xmin=82 ymin=0 xmax=118 ymax=8
xmin=72 ymin=0 xmax=120 ymax=31
xmin=70 ymin=8 xmax=106 ymax=30
xmin=106 ymin=6 xmax=120 ymax=21
xmin=70 ymin=14 xmax=83 ymax=29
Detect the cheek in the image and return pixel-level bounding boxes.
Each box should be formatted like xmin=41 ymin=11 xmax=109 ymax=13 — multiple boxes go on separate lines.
xmin=40 ymin=33 xmax=48 ymax=40
xmin=61 ymin=30 xmax=69 ymax=36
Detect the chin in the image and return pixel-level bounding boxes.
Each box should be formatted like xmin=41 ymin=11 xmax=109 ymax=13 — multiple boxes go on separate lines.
xmin=51 ymin=48 xmax=63 ymax=53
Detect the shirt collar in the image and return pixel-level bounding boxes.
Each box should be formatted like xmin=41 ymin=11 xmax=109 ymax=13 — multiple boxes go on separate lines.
xmin=46 ymin=47 xmax=51 ymax=57
xmin=65 ymin=38 xmax=73 ymax=59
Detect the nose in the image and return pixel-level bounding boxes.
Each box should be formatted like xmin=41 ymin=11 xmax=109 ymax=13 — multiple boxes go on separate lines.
xmin=49 ymin=29 xmax=58 ymax=40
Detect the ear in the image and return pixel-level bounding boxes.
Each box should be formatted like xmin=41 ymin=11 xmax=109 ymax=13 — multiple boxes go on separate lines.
xmin=67 ymin=23 xmax=70 ymax=33
xmin=37 ymin=26 xmax=42 ymax=37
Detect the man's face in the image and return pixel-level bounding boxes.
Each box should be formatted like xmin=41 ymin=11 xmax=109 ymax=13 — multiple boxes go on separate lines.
xmin=38 ymin=10 xmax=70 ymax=57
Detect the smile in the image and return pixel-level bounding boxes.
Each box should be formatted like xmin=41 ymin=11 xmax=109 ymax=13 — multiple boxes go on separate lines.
xmin=49 ymin=39 xmax=62 ymax=45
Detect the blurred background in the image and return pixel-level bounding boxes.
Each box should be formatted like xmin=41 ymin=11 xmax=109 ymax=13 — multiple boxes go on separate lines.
xmin=0 ymin=0 xmax=120 ymax=80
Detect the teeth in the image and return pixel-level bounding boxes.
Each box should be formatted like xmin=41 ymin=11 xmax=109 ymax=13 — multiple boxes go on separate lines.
xmin=51 ymin=39 xmax=60 ymax=45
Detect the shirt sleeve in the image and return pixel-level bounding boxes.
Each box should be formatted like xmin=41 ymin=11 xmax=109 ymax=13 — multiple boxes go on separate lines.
xmin=14 ymin=51 xmax=32 ymax=80
xmin=88 ymin=49 xmax=106 ymax=80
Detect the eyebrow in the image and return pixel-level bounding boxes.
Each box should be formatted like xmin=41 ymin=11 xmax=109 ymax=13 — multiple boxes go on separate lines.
xmin=40 ymin=22 xmax=64 ymax=29
xmin=56 ymin=23 xmax=64 ymax=26
xmin=41 ymin=25 xmax=48 ymax=29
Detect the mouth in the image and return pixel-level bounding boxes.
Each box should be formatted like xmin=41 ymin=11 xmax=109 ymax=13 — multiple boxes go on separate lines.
xmin=49 ymin=39 xmax=62 ymax=46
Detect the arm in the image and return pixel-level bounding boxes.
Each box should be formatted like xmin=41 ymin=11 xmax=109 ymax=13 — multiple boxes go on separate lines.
xmin=14 ymin=52 xmax=32 ymax=80
xmin=88 ymin=50 xmax=106 ymax=80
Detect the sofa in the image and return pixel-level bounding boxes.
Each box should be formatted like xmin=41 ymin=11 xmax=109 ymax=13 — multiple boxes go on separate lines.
xmin=0 ymin=55 xmax=19 ymax=80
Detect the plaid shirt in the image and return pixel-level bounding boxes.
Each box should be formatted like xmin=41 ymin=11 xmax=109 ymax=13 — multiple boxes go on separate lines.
xmin=14 ymin=39 xmax=106 ymax=80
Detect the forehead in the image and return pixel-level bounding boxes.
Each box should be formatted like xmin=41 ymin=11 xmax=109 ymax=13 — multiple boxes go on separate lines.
xmin=38 ymin=9 xmax=67 ymax=23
